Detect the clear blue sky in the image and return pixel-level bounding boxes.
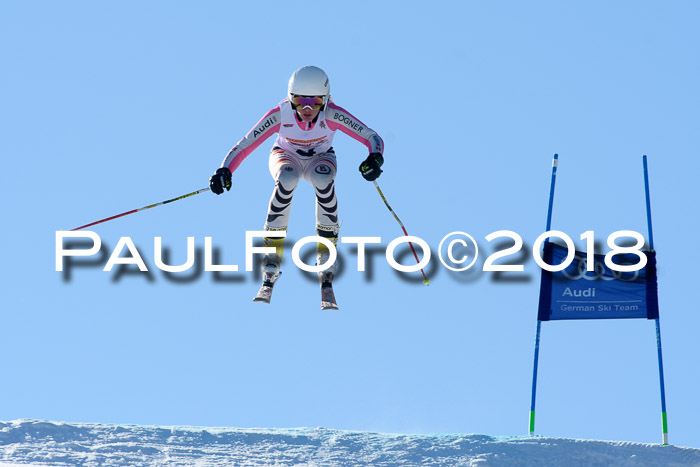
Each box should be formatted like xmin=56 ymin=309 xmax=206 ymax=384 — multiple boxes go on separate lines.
xmin=2 ymin=0 xmax=698 ymax=448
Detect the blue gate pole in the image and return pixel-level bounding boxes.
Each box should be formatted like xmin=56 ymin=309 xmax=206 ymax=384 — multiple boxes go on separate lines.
xmin=530 ymin=153 xmax=559 ymax=435
xmin=643 ymin=154 xmax=669 ymax=445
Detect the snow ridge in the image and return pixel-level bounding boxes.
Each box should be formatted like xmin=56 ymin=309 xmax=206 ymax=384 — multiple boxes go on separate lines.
xmin=0 ymin=420 xmax=699 ymax=466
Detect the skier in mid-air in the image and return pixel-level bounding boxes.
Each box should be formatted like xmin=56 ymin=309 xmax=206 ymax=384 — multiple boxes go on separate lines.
xmin=209 ymin=65 xmax=385 ymax=309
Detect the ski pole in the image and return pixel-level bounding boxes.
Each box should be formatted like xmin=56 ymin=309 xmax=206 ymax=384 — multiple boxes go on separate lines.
xmin=372 ymin=180 xmax=430 ymax=286
xmin=67 ymin=187 xmax=211 ymax=231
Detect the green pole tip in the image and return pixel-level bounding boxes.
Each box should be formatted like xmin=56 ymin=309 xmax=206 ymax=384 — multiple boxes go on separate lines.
xmin=423 ymin=278 xmax=430 ymax=286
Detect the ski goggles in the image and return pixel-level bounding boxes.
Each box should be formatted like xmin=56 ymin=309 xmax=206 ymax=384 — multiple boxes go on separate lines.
xmin=292 ymin=95 xmax=325 ymax=110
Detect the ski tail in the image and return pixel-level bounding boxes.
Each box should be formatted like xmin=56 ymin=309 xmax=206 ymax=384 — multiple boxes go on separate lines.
xmin=253 ymin=272 xmax=281 ymax=304
xmin=320 ymin=276 xmax=338 ymax=310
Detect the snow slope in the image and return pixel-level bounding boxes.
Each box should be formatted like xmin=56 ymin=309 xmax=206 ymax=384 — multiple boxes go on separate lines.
xmin=0 ymin=420 xmax=698 ymax=466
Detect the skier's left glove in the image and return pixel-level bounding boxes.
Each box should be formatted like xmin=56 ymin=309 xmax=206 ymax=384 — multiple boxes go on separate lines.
xmin=210 ymin=167 xmax=232 ymax=195
xmin=359 ymin=152 xmax=384 ymax=181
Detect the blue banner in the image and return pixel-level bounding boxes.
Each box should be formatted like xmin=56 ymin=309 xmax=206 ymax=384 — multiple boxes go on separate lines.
xmin=538 ymin=242 xmax=659 ymax=321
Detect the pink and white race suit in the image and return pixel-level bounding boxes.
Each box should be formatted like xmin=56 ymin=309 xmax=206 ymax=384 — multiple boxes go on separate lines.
xmin=220 ymin=99 xmax=384 ymax=236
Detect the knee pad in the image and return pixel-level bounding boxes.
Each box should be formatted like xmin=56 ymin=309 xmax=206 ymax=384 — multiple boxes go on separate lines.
xmin=275 ymin=164 xmax=301 ymax=188
xmin=309 ymin=162 xmax=336 ymax=188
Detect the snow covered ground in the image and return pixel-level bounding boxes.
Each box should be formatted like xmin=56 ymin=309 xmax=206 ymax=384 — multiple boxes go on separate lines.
xmin=0 ymin=420 xmax=698 ymax=466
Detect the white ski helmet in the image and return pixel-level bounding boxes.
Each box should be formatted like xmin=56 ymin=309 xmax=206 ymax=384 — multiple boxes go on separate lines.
xmin=288 ymin=65 xmax=330 ymax=108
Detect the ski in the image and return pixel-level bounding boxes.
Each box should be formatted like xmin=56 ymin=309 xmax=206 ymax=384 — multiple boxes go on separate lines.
xmin=321 ymin=283 xmax=338 ymax=310
xmin=253 ymin=272 xmax=281 ymax=304
xmin=320 ymin=273 xmax=338 ymax=310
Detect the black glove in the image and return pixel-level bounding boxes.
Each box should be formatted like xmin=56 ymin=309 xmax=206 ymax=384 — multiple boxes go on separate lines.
xmin=359 ymin=152 xmax=384 ymax=181
xmin=210 ymin=167 xmax=232 ymax=195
